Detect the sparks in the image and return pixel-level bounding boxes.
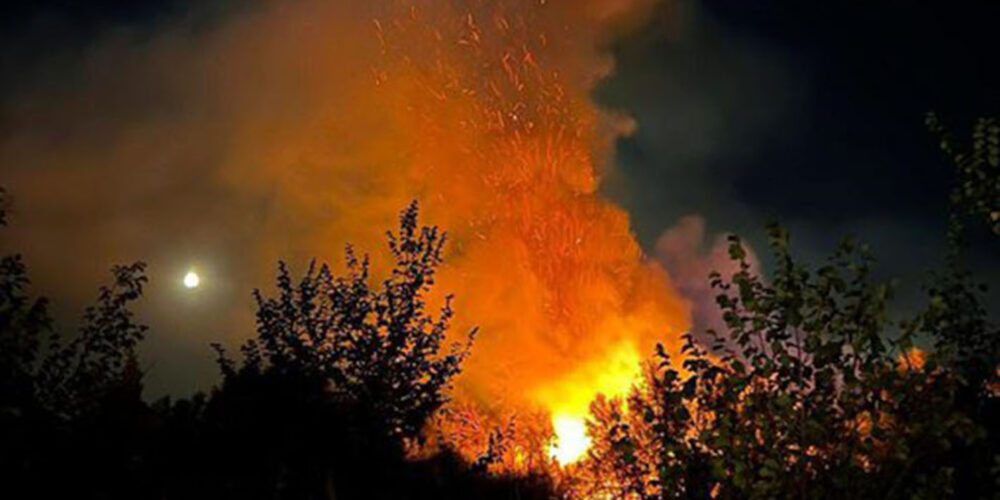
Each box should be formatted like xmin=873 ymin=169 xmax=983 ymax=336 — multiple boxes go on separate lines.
xmin=372 ymin=2 xmax=690 ymax=473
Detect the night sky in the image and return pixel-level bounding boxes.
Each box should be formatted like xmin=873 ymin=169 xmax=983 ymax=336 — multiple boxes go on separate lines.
xmin=1 ymin=0 xmax=998 ymax=396
xmin=599 ymin=0 xmax=999 ymax=276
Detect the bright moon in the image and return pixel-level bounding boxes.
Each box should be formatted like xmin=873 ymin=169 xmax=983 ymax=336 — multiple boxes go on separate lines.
xmin=183 ymin=271 xmax=200 ymax=289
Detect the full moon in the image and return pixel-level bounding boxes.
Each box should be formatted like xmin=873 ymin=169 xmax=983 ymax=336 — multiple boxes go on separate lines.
xmin=183 ymin=271 xmax=200 ymax=289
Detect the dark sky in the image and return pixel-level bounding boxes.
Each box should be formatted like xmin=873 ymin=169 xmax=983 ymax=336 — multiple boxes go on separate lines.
xmin=601 ymin=0 xmax=999 ymax=252
xmin=1 ymin=0 xmax=997 ymax=396
xmin=596 ymin=0 xmax=1000 ymax=309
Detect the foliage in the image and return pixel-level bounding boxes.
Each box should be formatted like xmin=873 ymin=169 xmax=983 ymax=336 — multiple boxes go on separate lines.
xmin=579 ymin=117 xmax=1000 ymax=499
xmin=926 ymin=113 xmax=1000 ymax=235
xmin=0 ymin=253 xmax=50 ymax=415
xmin=0 ymin=196 xmax=554 ymax=499
xmin=0 ymin=190 xmax=154 ymax=497
xmin=581 ymin=228 xmax=995 ymax=498
xmin=35 ymin=262 xmax=149 ymax=417
xmin=0 ymin=188 xmax=149 ymax=420
xmin=1 ymin=115 xmax=998 ymax=499
xmin=213 ymin=201 xmax=475 ymax=441
xmin=923 ymin=113 xmax=1000 ymax=387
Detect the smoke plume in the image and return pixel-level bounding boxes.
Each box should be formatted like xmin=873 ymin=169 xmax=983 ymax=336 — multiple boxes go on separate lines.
xmin=0 ymin=0 xmax=696 ymax=426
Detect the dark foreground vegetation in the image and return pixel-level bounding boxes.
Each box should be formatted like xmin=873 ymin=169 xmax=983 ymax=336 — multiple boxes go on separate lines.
xmin=1 ymin=116 xmax=999 ymax=499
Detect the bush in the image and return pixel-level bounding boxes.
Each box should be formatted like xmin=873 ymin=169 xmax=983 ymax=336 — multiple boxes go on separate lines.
xmin=579 ymin=116 xmax=1000 ymax=499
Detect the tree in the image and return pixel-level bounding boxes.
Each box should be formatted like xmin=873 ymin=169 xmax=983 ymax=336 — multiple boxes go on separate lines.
xmin=0 ymin=187 xmax=51 ymax=417
xmin=0 ymin=187 xmax=154 ymax=497
xmin=205 ymin=201 xmax=480 ymax=499
xmin=925 ymin=113 xmax=1000 ymax=236
xmin=215 ymin=201 xmax=475 ymax=440
xmin=581 ymin=116 xmax=1000 ymax=499
xmin=0 ymin=191 xmax=555 ymax=499
xmin=35 ymin=262 xmax=149 ymax=418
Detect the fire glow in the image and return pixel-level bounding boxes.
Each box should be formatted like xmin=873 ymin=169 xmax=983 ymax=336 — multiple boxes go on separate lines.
xmin=367 ymin=1 xmax=690 ymax=468
xmin=538 ymin=340 xmax=643 ymax=464
xmin=0 ymin=0 xmax=693 ymax=473
xmin=80 ymin=0 xmax=693 ymax=470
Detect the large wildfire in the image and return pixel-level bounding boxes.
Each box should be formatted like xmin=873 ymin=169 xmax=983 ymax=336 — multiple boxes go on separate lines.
xmin=364 ymin=1 xmax=690 ymax=467
xmin=2 ymin=0 xmax=691 ymax=472
xmin=5 ymin=3 xmax=999 ymax=498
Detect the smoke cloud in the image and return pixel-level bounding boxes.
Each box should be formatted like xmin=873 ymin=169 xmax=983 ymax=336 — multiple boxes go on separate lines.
xmin=654 ymin=215 xmax=758 ymax=343
xmin=0 ymin=0 xmax=703 ymax=416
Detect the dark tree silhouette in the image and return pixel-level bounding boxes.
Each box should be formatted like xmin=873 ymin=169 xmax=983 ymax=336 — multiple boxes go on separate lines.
xmin=35 ymin=262 xmax=148 ymax=418
xmin=0 ymin=194 xmax=554 ymax=500
xmin=196 ymin=202 xmax=559 ymax=500
xmin=2 ymin=115 xmax=997 ymax=500
xmin=214 ymin=201 xmax=475 ymax=441
xmin=926 ymin=113 xmax=1000 ymax=235
xmin=577 ymin=117 xmax=1000 ymax=499
xmin=0 ymin=187 xmax=154 ymax=498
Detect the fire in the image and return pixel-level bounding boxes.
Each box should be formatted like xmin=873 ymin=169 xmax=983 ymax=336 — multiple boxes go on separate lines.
xmin=367 ymin=1 xmax=690 ymax=468
xmin=898 ymin=347 xmax=926 ymax=372
xmin=550 ymin=415 xmax=591 ymax=464
xmin=535 ymin=339 xmax=644 ymax=464
xmin=0 ymin=0 xmax=689 ymax=472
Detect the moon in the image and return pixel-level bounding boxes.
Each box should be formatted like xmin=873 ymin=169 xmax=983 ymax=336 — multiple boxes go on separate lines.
xmin=183 ymin=270 xmax=200 ymax=289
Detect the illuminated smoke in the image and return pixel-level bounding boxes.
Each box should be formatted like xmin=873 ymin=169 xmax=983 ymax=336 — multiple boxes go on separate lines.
xmin=0 ymin=0 xmax=691 ymax=465
xmin=655 ymin=214 xmax=759 ymax=345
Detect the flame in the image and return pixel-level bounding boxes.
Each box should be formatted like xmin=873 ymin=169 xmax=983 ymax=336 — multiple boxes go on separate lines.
xmin=366 ymin=1 xmax=690 ymax=467
xmin=0 ymin=0 xmax=687 ymax=467
xmin=550 ymin=415 xmax=591 ymax=464
xmin=898 ymin=347 xmax=926 ymax=372
xmin=535 ymin=339 xmax=643 ymax=464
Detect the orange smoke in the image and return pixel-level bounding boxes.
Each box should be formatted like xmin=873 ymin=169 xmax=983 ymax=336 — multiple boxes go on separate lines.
xmin=0 ymin=0 xmax=688 ymax=465
xmin=364 ymin=1 xmax=688 ymax=465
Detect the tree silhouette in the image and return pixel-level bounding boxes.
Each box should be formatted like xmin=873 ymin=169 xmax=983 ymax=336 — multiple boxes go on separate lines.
xmin=1 ymin=115 xmax=997 ymax=499
xmin=0 ymin=192 xmax=558 ymax=499
xmin=214 ymin=201 xmax=475 ymax=441
xmin=202 ymin=201 xmax=493 ymax=499
xmin=579 ymin=117 xmax=1000 ymax=499
xmin=0 ymin=187 xmax=154 ymax=497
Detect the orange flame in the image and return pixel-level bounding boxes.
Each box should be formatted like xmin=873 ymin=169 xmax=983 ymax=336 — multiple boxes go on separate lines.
xmin=366 ymin=1 xmax=689 ymax=467
xmin=537 ymin=339 xmax=643 ymax=464
xmin=0 ymin=0 xmax=685 ymax=464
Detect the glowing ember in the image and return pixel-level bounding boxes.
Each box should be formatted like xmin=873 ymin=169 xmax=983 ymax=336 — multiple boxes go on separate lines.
xmin=898 ymin=347 xmax=927 ymax=372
